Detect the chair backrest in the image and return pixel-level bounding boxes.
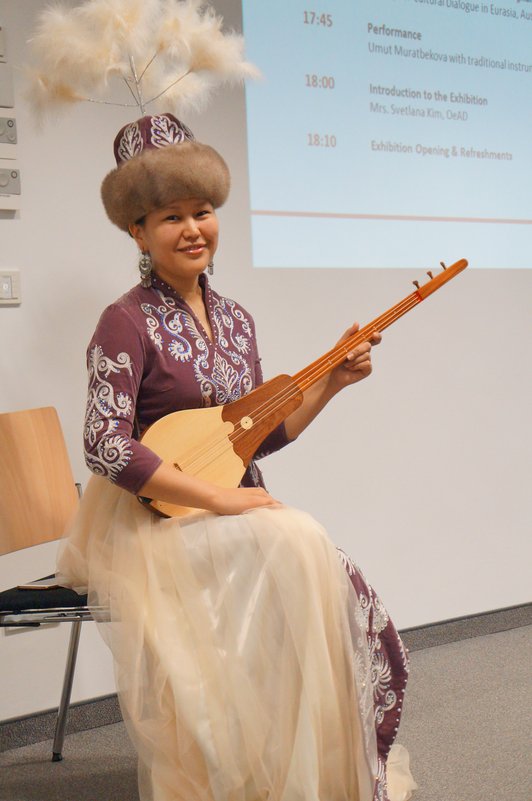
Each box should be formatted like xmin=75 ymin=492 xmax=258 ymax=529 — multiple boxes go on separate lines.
xmin=0 ymin=407 xmax=79 ymax=556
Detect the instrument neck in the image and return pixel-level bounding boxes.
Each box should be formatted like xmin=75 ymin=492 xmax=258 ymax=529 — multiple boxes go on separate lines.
xmin=291 ymin=290 xmax=422 ymax=393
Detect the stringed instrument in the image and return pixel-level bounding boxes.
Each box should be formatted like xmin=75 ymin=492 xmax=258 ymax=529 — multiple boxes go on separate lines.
xmin=140 ymin=258 xmax=468 ymax=517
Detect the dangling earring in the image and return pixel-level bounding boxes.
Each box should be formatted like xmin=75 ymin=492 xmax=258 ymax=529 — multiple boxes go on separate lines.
xmin=138 ymin=251 xmax=153 ymax=288
xmin=207 ymin=261 xmax=214 ymax=276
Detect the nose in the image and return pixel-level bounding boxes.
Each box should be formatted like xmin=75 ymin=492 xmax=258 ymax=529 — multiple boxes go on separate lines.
xmin=182 ymin=216 xmax=200 ymax=239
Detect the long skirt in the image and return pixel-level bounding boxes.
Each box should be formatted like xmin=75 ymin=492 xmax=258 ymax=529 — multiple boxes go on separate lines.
xmin=57 ymin=476 xmax=416 ymax=801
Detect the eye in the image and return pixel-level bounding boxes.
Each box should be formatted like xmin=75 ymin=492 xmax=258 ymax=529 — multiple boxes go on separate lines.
xmin=164 ymin=214 xmax=180 ymax=222
xmin=195 ymin=209 xmax=210 ymax=218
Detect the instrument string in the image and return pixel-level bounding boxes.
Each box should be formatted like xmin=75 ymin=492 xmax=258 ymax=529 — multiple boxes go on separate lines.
xmin=179 ymin=293 xmax=421 ymax=475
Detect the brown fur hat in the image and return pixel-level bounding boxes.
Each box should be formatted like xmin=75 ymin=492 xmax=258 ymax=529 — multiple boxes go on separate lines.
xmin=100 ymin=114 xmax=230 ymax=232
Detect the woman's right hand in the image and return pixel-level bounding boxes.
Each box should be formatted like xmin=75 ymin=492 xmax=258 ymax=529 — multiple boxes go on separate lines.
xmin=206 ymin=486 xmax=282 ymax=516
xmin=139 ymin=463 xmax=282 ymax=517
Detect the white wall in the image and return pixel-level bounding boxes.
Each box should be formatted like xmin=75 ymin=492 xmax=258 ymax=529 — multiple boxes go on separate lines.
xmin=1 ymin=0 xmax=530 ymax=721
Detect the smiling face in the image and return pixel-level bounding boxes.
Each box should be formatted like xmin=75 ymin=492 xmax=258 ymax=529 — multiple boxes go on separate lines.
xmin=129 ymin=198 xmax=219 ymax=293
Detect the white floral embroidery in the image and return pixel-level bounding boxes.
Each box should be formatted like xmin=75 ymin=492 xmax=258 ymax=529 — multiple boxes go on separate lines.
xmin=84 ymin=345 xmax=134 ymax=481
xmin=150 ymin=115 xmax=193 ymax=148
xmin=116 ymin=392 xmax=133 ymax=417
xmin=372 ymin=651 xmax=393 ymax=700
xmin=212 ymin=297 xmax=252 ymax=355
xmin=194 ymin=351 xmax=253 ymax=405
xmin=375 ymin=756 xmax=387 ymax=801
xmin=372 ymin=596 xmax=390 ymax=635
xmin=234 ymin=332 xmax=251 ymax=354
xmin=141 ymin=288 xmax=254 ymax=406
xmin=337 ymin=548 xmax=410 ymax=801
xmin=117 ymin=122 xmax=142 ymax=162
xmin=351 ymin=644 xmax=376 ymax=762
xmin=89 ymin=434 xmax=133 ymax=481
xmin=336 ymin=548 xmax=406 ymax=732
xmin=142 ymin=298 xmax=197 ymax=361
xmin=146 ymin=322 xmax=164 ymax=351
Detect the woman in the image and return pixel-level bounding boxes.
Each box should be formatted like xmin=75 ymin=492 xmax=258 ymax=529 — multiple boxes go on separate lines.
xmin=58 ymin=113 xmax=415 ymax=801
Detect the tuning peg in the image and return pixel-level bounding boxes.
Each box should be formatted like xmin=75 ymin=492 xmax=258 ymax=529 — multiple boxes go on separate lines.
xmin=440 ymin=261 xmax=447 ymax=270
xmin=426 ymin=271 xmax=434 ymax=279
xmin=412 ymin=280 xmax=420 ymax=289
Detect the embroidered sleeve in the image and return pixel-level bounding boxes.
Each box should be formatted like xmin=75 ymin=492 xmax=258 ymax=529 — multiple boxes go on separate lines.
xmin=84 ymin=304 xmax=162 ymax=493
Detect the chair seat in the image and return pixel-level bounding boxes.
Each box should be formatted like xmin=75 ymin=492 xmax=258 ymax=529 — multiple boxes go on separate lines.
xmin=0 ymin=576 xmax=88 ymax=615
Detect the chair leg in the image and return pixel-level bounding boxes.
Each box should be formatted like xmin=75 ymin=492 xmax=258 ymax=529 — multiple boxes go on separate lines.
xmin=52 ymin=620 xmax=83 ymax=762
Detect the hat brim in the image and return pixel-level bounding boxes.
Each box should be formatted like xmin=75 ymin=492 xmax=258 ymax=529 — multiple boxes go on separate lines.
xmin=101 ymin=141 xmax=230 ymax=232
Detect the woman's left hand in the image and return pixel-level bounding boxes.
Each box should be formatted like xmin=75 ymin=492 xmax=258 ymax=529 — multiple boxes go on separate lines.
xmin=328 ymin=323 xmax=382 ymax=392
xmin=284 ymin=323 xmax=382 ymax=441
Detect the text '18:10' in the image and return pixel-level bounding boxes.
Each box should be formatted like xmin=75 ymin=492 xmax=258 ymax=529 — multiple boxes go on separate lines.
xmin=307 ymin=134 xmax=337 ymax=147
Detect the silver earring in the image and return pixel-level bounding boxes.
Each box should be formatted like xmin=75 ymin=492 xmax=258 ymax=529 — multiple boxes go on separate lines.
xmin=138 ymin=251 xmax=153 ymax=288
xmin=207 ymin=261 xmax=214 ymax=276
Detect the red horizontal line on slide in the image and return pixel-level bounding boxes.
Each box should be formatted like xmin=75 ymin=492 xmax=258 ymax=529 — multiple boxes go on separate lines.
xmin=251 ymin=210 xmax=532 ymax=225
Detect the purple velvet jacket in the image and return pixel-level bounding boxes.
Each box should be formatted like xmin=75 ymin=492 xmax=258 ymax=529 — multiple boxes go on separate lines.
xmin=84 ymin=273 xmax=289 ymax=494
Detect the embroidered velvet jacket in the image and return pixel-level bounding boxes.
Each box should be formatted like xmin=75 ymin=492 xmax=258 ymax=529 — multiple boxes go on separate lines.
xmin=84 ymin=273 xmax=289 ymax=494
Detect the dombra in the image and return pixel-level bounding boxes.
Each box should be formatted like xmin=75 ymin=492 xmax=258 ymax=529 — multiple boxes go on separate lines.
xmin=140 ymin=259 xmax=468 ymax=518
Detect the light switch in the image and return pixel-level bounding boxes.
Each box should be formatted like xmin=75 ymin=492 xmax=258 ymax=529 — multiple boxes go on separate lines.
xmin=0 ymin=63 xmax=14 ymax=108
xmin=0 ymin=117 xmax=16 ymax=144
xmin=0 ymin=274 xmax=12 ymax=298
xmin=0 ymin=167 xmax=20 ymax=193
xmin=0 ymin=270 xmax=21 ymax=306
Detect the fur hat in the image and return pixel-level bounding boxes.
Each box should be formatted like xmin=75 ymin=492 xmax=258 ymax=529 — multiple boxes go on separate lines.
xmin=101 ymin=113 xmax=230 ymax=231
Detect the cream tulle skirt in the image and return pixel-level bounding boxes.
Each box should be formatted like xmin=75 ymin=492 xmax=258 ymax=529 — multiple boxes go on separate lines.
xmin=58 ymin=477 xmax=416 ymax=801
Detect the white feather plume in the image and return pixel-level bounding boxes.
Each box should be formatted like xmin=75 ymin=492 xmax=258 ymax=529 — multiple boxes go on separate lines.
xmin=145 ymin=66 xmax=215 ymax=114
xmin=27 ymin=0 xmax=259 ymax=118
xmin=25 ymin=68 xmax=85 ymax=126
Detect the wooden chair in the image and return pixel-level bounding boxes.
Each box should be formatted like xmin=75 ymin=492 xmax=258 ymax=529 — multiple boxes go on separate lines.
xmin=0 ymin=407 xmax=92 ymax=761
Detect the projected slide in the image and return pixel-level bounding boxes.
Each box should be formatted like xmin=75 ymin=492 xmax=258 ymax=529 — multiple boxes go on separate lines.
xmin=242 ymin=0 xmax=531 ymax=268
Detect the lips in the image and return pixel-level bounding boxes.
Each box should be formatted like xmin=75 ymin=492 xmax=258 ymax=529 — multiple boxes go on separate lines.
xmin=178 ymin=244 xmax=206 ymax=254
